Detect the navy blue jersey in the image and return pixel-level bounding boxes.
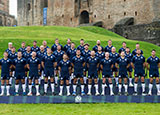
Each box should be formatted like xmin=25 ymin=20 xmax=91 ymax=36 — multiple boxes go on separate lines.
xmin=72 ymin=56 xmax=85 ymax=71
xmin=95 ymin=52 xmax=105 ymax=61
xmin=8 ymin=52 xmax=17 ymax=62
xmin=0 ymin=58 xmax=12 ymax=74
xmin=118 ymin=47 xmax=126 ymax=54
xmin=37 ymin=51 xmax=47 ymax=61
xmin=5 ymin=48 xmax=11 ymax=54
xmin=27 ymin=57 xmax=40 ymax=72
xmin=132 ymin=49 xmax=143 ymax=56
xmin=42 ymin=54 xmax=56 ymax=68
xmin=87 ymin=56 xmax=99 ymax=72
xmin=51 ymin=44 xmax=63 ymax=52
xmin=147 ymin=56 xmax=160 ymax=71
xmin=116 ymin=57 xmax=130 ymax=72
xmin=13 ymin=58 xmax=26 ymax=73
xmin=81 ymin=50 xmax=91 ymax=62
xmin=44 ymin=46 xmax=49 ymax=52
xmin=31 ymin=46 xmax=40 ymax=52
xmin=93 ymin=45 xmax=104 ymax=52
xmin=109 ymin=52 xmax=119 ymax=64
xmin=23 ymin=51 xmax=32 ymax=60
xmin=77 ymin=45 xmax=85 ymax=52
xmin=53 ymin=50 xmax=64 ymax=63
xmin=100 ymin=58 xmax=113 ymax=72
xmin=63 ymin=44 xmax=71 ymax=52
xmin=105 ymin=45 xmax=113 ymax=53
xmin=67 ymin=48 xmax=76 ymax=61
xmin=132 ymin=55 xmax=145 ymax=69
xmin=18 ymin=47 xmax=26 ymax=54
xmin=125 ymin=52 xmax=133 ymax=62
xmin=58 ymin=60 xmax=71 ymax=73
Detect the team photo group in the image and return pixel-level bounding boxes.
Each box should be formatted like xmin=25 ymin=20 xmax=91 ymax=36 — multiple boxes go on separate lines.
xmin=0 ymin=38 xmax=159 ymax=97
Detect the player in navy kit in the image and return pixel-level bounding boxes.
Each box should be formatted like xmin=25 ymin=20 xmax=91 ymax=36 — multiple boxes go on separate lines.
xmin=118 ymin=42 xmax=126 ymax=54
xmin=0 ymin=52 xmax=12 ymax=96
xmin=51 ymin=38 xmax=63 ymax=52
xmin=87 ymin=51 xmax=100 ymax=95
xmin=146 ymin=49 xmax=160 ymax=95
xmin=100 ymin=52 xmax=114 ymax=96
xmin=77 ymin=39 xmax=85 ymax=52
xmin=63 ymin=38 xmax=71 ymax=52
xmin=42 ymin=40 xmax=49 ymax=52
xmin=93 ymin=40 xmax=104 ymax=52
xmin=42 ymin=48 xmax=57 ymax=95
xmin=31 ymin=40 xmax=40 ymax=52
xmin=131 ymin=49 xmax=146 ymax=95
xmin=53 ymin=45 xmax=64 ymax=86
xmin=18 ymin=42 xmax=26 ymax=54
xmin=27 ymin=52 xmax=41 ymax=96
xmin=125 ymin=47 xmax=134 ymax=87
xmin=13 ymin=52 xmax=27 ymax=96
xmin=105 ymin=40 xmax=113 ymax=53
xmin=110 ymin=47 xmax=119 ymax=86
xmin=58 ymin=54 xmax=72 ymax=96
xmin=116 ymin=51 xmax=130 ymax=95
xmin=71 ymin=50 xmax=85 ymax=96
xmin=5 ymin=42 xmax=13 ymax=54
xmin=132 ymin=43 xmax=143 ymax=56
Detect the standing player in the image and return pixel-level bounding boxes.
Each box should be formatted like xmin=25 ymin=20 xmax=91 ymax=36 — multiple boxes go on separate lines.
xmin=63 ymin=38 xmax=71 ymax=52
xmin=100 ymin=52 xmax=114 ymax=95
xmin=5 ymin=42 xmax=13 ymax=53
xmin=53 ymin=45 xmax=64 ymax=86
xmin=77 ymin=39 xmax=85 ymax=52
xmin=87 ymin=51 xmax=100 ymax=95
xmin=18 ymin=42 xmax=26 ymax=54
xmin=132 ymin=43 xmax=143 ymax=56
xmin=82 ymin=43 xmax=91 ymax=85
xmin=31 ymin=41 xmax=40 ymax=52
xmin=42 ymin=40 xmax=49 ymax=52
xmin=51 ymin=38 xmax=63 ymax=52
xmin=58 ymin=54 xmax=72 ymax=96
xmin=0 ymin=52 xmax=12 ymax=96
xmin=110 ymin=47 xmax=119 ymax=86
xmin=105 ymin=40 xmax=113 ymax=53
xmin=125 ymin=47 xmax=134 ymax=87
xmin=42 ymin=48 xmax=57 ymax=95
xmin=146 ymin=49 xmax=160 ymax=95
xmin=27 ymin=52 xmax=41 ymax=96
xmin=71 ymin=50 xmax=85 ymax=96
xmin=93 ymin=40 xmax=104 ymax=52
xmin=116 ymin=51 xmax=130 ymax=95
xmin=131 ymin=49 xmax=146 ymax=95
xmin=118 ymin=42 xmax=127 ymax=54
xmin=13 ymin=52 xmax=27 ymax=96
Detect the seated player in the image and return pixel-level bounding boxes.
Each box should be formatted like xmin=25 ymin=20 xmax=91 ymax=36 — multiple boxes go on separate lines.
xmin=118 ymin=41 xmax=127 ymax=54
xmin=31 ymin=40 xmax=40 ymax=52
xmin=125 ymin=47 xmax=134 ymax=87
xmin=93 ymin=40 xmax=103 ymax=52
xmin=110 ymin=47 xmax=119 ymax=86
xmin=63 ymin=38 xmax=71 ymax=52
xmin=132 ymin=43 xmax=143 ymax=56
xmin=87 ymin=51 xmax=100 ymax=96
xmin=27 ymin=52 xmax=41 ymax=96
xmin=131 ymin=49 xmax=146 ymax=95
xmin=77 ymin=39 xmax=85 ymax=52
xmin=82 ymin=43 xmax=91 ymax=85
xmin=58 ymin=54 xmax=72 ymax=96
xmin=42 ymin=48 xmax=57 ymax=96
xmin=146 ymin=49 xmax=160 ymax=95
xmin=5 ymin=42 xmax=13 ymax=54
xmin=71 ymin=50 xmax=85 ymax=96
xmin=116 ymin=51 xmax=130 ymax=95
xmin=51 ymin=38 xmax=63 ymax=52
xmin=18 ymin=42 xmax=26 ymax=54
xmin=0 ymin=52 xmax=12 ymax=96
xmin=13 ymin=51 xmax=27 ymax=96
xmin=105 ymin=40 xmax=113 ymax=53
xmin=42 ymin=40 xmax=49 ymax=52
xmin=53 ymin=45 xmax=64 ymax=86
xmin=100 ymin=52 xmax=114 ymax=96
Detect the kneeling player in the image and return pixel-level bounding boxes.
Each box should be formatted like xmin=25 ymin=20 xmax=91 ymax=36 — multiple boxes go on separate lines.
xmin=71 ymin=50 xmax=85 ymax=96
xmin=58 ymin=54 xmax=72 ymax=96
xmin=116 ymin=51 xmax=130 ymax=95
xmin=100 ymin=52 xmax=114 ymax=95
xmin=0 ymin=52 xmax=12 ymax=96
xmin=87 ymin=51 xmax=100 ymax=95
xmin=147 ymin=49 xmax=160 ymax=95
xmin=27 ymin=52 xmax=41 ymax=96
xmin=42 ymin=48 xmax=57 ymax=96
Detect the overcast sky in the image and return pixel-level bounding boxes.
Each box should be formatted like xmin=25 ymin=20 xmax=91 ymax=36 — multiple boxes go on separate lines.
xmin=9 ymin=0 xmax=17 ymax=18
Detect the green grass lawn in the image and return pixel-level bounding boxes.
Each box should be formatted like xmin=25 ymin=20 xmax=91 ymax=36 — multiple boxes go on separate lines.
xmin=0 ymin=26 xmax=160 ymax=114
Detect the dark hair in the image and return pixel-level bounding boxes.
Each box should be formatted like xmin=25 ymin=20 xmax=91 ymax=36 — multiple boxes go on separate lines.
xmin=152 ymin=49 xmax=156 ymax=52
xmin=122 ymin=41 xmax=126 ymax=44
xmin=33 ymin=40 xmax=37 ymax=43
xmin=80 ymin=39 xmax=84 ymax=41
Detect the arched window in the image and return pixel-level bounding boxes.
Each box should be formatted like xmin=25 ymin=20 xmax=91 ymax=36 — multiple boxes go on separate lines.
xmin=80 ymin=11 xmax=89 ymax=24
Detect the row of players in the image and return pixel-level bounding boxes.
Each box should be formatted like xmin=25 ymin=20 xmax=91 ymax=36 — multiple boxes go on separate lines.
xmin=0 ymin=39 xmax=159 ymax=96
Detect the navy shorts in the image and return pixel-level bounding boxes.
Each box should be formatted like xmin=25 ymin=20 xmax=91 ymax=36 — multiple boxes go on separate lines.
xmin=102 ymin=72 xmax=112 ymax=78
xmin=88 ymin=71 xmax=98 ymax=79
xmin=119 ymin=72 xmax=128 ymax=78
xmin=15 ymin=72 xmax=25 ymax=80
xmin=29 ymin=72 xmax=39 ymax=79
xmin=60 ymin=73 xmax=70 ymax=80
xmin=149 ymin=70 xmax=159 ymax=78
xmin=74 ymin=71 xmax=83 ymax=78
xmin=134 ymin=69 xmax=145 ymax=77
xmin=44 ymin=68 xmax=54 ymax=77
xmin=1 ymin=73 xmax=10 ymax=80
